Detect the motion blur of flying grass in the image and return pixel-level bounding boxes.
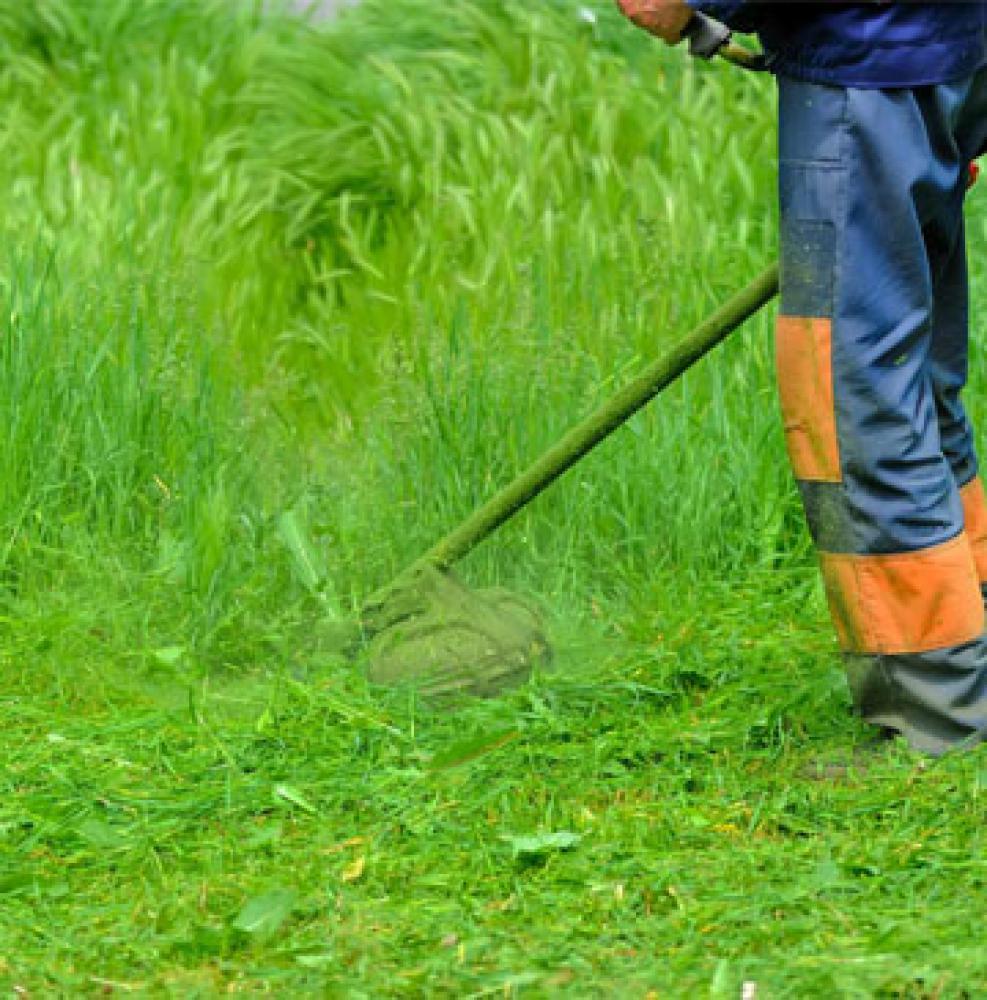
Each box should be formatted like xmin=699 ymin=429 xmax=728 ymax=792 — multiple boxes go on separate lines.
xmin=3 ymin=0 xmax=987 ymax=994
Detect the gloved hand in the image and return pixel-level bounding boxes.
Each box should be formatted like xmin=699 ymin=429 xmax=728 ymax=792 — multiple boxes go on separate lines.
xmin=614 ymin=0 xmax=694 ymax=44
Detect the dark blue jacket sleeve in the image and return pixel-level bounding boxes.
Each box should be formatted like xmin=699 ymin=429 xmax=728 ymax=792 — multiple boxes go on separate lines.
xmin=687 ymin=0 xmax=766 ymax=33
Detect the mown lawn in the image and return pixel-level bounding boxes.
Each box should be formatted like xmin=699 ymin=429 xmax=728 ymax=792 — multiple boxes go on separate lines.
xmin=7 ymin=578 xmax=987 ymax=996
xmin=3 ymin=1 xmax=987 ymax=996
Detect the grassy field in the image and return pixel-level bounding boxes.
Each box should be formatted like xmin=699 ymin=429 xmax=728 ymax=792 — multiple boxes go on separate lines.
xmin=4 ymin=0 xmax=987 ymax=995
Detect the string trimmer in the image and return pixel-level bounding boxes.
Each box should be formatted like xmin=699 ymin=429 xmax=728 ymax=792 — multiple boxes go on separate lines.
xmin=361 ymin=15 xmax=777 ymax=700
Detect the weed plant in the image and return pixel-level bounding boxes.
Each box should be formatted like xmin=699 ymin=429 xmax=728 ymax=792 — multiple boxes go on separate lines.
xmin=3 ymin=0 xmax=987 ymax=994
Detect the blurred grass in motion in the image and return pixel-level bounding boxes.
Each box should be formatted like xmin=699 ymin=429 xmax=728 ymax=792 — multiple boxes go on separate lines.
xmin=0 ymin=0 xmax=786 ymax=629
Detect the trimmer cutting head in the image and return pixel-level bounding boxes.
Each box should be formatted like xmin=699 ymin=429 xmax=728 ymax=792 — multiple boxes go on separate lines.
xmin=361 ymin=564 xmax=550 ymax=701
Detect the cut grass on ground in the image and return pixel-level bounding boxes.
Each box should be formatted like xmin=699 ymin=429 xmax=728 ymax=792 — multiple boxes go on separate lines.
xmin=7 ymin=576 xmax=987 ymax=996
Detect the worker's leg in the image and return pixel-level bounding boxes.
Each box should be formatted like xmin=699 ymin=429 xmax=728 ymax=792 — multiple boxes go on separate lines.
xmin=927 ymin=217 xmax=987 ymax=588
xmin=934 ymin=73 xmax=987 ymax=592
xmin=777 ymin=77 xmax=987 ymax=754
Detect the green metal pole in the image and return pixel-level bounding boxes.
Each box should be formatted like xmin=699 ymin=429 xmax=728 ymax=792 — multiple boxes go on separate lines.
xmin=411 ymin=263 xmax=780 ymax=575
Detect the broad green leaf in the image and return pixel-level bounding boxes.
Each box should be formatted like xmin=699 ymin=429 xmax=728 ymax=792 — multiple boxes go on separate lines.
xmin=274 ymin=783 xmax=317 ymax=814
xmin=278 ymin=510 xmax=326 ymax=595
xmin=78 ymin=819 xmax=125 ymax=849
xmin=296 ymin=953 xmax=335 ymax=969
xmin=233 ymin=888 xmax=297 ymax=937
xmin=152 ymin=646 xmax=186 ymax=666
xmin=429 ymin=729 xmax=519 ymax=770
xmin=502 ymin=831 xmax=581 ymax=857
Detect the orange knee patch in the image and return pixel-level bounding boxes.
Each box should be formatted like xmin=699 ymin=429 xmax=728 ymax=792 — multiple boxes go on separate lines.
xmin=776 ymin=316 xmax=841 ymax=483
xmin=820 ymin=535 xmax=984 ymax=655
xmin=960 ymin=478 xmax=987 ymax=584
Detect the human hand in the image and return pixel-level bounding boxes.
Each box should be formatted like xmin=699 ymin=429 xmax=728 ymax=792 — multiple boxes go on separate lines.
xmin=614 ymin=0 xmax=694 ymax=44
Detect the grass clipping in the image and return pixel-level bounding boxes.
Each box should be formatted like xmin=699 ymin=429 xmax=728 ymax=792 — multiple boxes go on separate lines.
xmin=362 ymin=565 xmax=550 ymax=702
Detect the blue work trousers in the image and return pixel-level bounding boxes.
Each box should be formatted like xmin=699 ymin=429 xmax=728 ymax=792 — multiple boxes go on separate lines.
xmin=777 ymin=70 xmax=987 ymax=753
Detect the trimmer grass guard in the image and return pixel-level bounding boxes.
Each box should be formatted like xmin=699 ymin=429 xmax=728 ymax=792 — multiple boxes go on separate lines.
xmin=361 ymin=16 xmax=775 ymax=700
